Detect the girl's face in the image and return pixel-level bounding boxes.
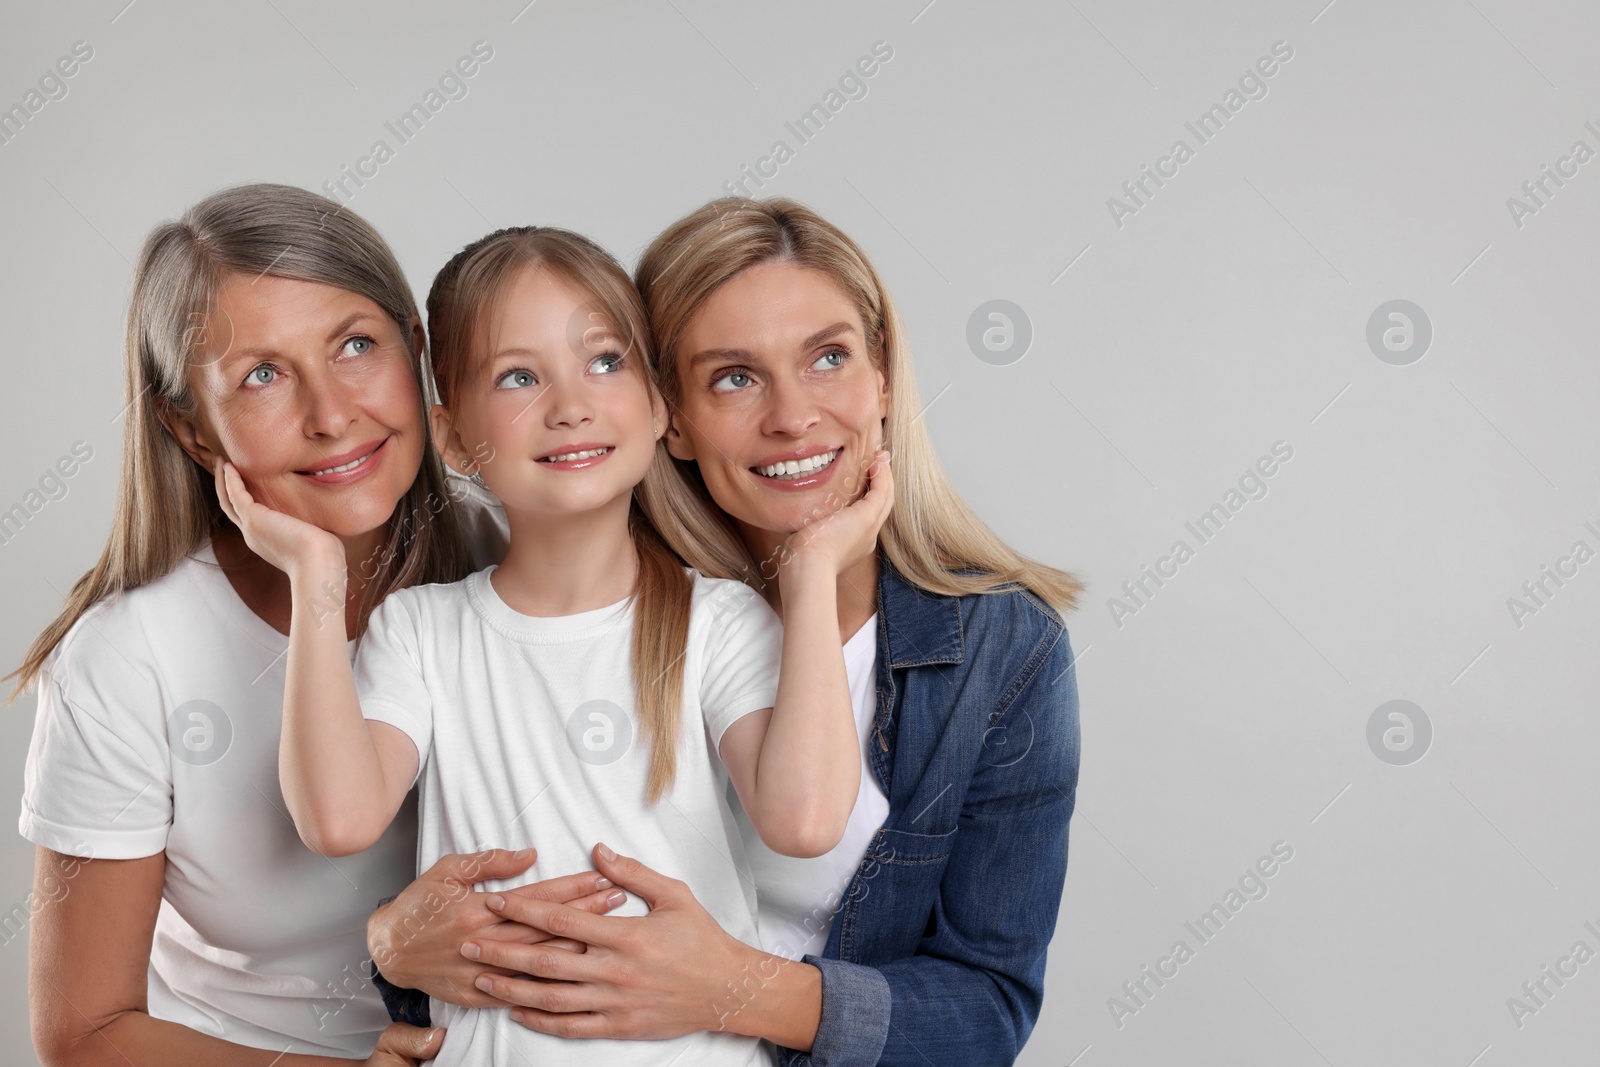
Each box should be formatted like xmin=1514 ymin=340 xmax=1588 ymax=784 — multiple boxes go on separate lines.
xmin=434 ymin=264 xmax=665 ymax=520
xmin=667 ymin=260 xmax=889 ymax=541
xmin=164 ymin=272 xmax=425 ymax=542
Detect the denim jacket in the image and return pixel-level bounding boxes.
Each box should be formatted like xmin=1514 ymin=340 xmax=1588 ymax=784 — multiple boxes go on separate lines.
xmin=779 ymin=557 xmax=1080 ymax=1066
xmin=375 ymin=556 xmax=1080 ymax=1065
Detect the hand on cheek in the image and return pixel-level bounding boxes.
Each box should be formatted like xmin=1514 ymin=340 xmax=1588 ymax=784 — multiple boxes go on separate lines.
xmin=212 ymin=459 xmax=344 ymax=580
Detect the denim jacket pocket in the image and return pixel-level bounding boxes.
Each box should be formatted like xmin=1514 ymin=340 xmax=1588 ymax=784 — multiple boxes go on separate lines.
xmin=869 ymin=824 xmax=958 ymax=865
xmin=836 ymin=825 xmax=958 ymax=962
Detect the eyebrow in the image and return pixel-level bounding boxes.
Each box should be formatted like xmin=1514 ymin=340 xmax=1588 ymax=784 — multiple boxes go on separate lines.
xmin=685 ymin=321 xmax=857 ymax=370
xmin=220 ymin=312 xmax=384 ymax=368
xmin=487 ymin=346 xmax=541 ymax=361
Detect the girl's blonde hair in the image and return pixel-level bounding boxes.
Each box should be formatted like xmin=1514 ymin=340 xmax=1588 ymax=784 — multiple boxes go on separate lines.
xmin=7 ymin=183 xmax=468 ymax=700
xmin=426 ymin=227 xmax=694 ymax=804
xmin=636 ymin=196 xmax=1083 ymax=615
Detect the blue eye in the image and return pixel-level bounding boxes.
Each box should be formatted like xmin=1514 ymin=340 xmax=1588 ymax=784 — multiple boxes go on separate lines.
xmin=813 ymin=348 xmax=847 ymax=370
xmin=496 ymin=369 xmax=537 ymax=390
xmin=245 ymin=365 xmax=277 ymax=387
xmin=342 ymin=335 xmax=374 ymax=356
xmin=590 ymin=353 xmax=624 ymax=374
xmin=712 ymin=370 xmax=753 ymax=393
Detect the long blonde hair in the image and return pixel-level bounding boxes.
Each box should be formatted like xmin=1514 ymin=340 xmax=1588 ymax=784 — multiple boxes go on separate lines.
xmin=7 ymin=183 xmax=468 ymax=700
xmin=636 ymin=196 xmax=1083 ymax=615
xmin=426 ymin=227 xmax=694 ymax=805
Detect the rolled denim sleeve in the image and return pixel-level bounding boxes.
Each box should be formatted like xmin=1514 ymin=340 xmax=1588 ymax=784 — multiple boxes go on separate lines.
xmin=779 ymin=956 xmax=892 ymax=1066
xmin=779 ymin=621 xmax=1080 ymax=1067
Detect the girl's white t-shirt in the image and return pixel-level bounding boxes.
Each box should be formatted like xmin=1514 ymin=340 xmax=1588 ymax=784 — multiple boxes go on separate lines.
xmin=18 ymin=539 xmax=419 ymax=1057
xmin=460 ymin=492 xmax=893 ymax=964
xmin=734 ymin=613 xmax=890 ymax=959
xmin=353 ymin=565 xmax=782 ymax=1067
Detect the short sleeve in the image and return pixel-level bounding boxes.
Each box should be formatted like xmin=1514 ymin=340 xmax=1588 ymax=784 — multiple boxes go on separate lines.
xmin=354 ymin=593 xmax=434 ymax=786
xmin=696 ymin=580 xmax=784 ymax=747
xmin=19 ymin=645 xmax=173 ymax=860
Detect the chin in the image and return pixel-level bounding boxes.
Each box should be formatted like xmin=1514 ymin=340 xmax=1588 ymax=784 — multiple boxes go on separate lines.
xmin=751 ymin=501 xmax=825 ymax=537
xmin=314 ymin=494 xmax=405 ymax=539
xmin=318 ymin=515 xmax=394 ymax=541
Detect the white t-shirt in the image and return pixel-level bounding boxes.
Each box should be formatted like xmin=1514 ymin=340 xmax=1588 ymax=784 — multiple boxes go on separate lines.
xmin=17 ymin=469 xmax=506 ymax=1057
xmin=354 ymin=565 xmax=783 ymax=1067
xmin=18 ymin=539 xmax=418 ymax=1057
xmin=735 ymin=613 xmax=889 ymax=959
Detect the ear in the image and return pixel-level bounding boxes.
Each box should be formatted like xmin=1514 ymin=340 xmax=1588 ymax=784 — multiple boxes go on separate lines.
xmin=408 ymin=315 xmax=426 ymax=362
xmin=155 ymin=396 xmax=224 ymax=472
xmin=662 ymin=408 xmax=696 ymax=462
xmin=430 ymin=404 xmax=477 ymax=475
xmin=648 ymin=387 xmax=670 ymax=447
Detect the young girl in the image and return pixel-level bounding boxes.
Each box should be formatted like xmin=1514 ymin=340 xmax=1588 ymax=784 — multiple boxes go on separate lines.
xmin=215 ymin=226 xmax=892 ymax=1066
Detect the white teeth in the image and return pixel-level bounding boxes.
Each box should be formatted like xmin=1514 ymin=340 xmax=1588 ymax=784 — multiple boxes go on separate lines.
xmin=309 ymin=449 xmax=375 ymax=476
xmin=756 ymin=449 xmax=838 ymax=479
xmin=541 ymin=447 xmax=611 ymax=463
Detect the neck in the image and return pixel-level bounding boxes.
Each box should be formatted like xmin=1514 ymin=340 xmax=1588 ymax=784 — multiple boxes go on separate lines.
xmin=739 ymin=521 xmax=880 ymax=643
xmin=492 ymin=495 xmax=640 ymax=616
xmin=213 ymin=522 xmax=388 ymax=640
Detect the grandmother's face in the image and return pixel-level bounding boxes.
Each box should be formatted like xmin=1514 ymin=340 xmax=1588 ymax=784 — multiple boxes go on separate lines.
xmin=163 ymin=272 xmax=426 ymax=542
xmin=665 ymin=261 xmax=888 ymax=541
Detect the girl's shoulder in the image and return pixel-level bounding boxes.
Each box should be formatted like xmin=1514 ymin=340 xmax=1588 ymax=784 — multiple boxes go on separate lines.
xmin=366 ymin=568 xmax=480 ymax=629
xmin=682 ymin=569 xmax=773 ymax=621
xmin=389 ymin=568 xmax=480 ymax=602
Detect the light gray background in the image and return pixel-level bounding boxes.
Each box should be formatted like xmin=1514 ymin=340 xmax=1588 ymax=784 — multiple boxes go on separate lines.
xmin=2 ymin=1 xmax=1597 ymax=1064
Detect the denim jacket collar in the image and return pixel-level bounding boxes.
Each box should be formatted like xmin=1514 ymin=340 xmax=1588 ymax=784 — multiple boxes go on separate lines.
xmin=869 ymin=557 xmax=965 ymax=788
xmin=877 ymin=556 xmax=964 ymax=669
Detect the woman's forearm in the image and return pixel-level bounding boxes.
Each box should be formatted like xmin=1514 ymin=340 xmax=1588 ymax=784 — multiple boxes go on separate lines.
xmin=33 ymin=850 xmax=360 ymax=1067
xmin=713 ymin=942 xmax=824 ymax=1053
xmin=40 ymin=1008 xmax=356 ymax=1067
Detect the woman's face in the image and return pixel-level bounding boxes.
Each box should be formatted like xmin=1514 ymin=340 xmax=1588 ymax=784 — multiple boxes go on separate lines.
xmin=165 ymin=272 xmax=425 ymax=541
xmin=433 ymin=264 xmax=665 ymax=521
xmin=666 ymin=261 xmax=889 ymax=542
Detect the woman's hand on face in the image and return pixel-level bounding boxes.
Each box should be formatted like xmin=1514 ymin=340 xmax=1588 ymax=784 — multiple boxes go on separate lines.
xmin=469 ymin=844 xmax=765 ymax=1041
xmin=369 ymin=848 xmax=626 ymax=1010
xmin=361 ymin=1021 xmax=445 ymax=1066
xmin=778 ymin=448 xmax=893 ymax=578
xmin=212 ymin=459 xmax=345 ymax=581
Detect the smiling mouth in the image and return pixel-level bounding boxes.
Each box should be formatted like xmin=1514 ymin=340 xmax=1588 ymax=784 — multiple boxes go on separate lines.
xmin=752 ymin=449 xmax=840 ymax=480
xmin=539 ymin=447 xmax=614 ymax=463
xmin=302 ymin=441 xmax=384 ymax=477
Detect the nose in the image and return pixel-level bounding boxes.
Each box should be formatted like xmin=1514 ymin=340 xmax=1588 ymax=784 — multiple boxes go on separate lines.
xmin=762 ymin=375 xmax=821 ymax=438
xmin=299 ymin=367 xmax=358 ymax=440
xmin=542 ymin=373 xmax=595 ymax=430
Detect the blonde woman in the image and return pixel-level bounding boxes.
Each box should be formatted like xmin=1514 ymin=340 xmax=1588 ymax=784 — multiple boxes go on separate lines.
xmin=372 ymin=198 xmax=1083 ymax=1066
xmin=10 ymin=185 xmax=616 ymax=1066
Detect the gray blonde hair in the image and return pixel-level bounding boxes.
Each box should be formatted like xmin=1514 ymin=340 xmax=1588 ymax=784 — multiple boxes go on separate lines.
xmin=8 ymin=183 xmax=467 ymax=698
